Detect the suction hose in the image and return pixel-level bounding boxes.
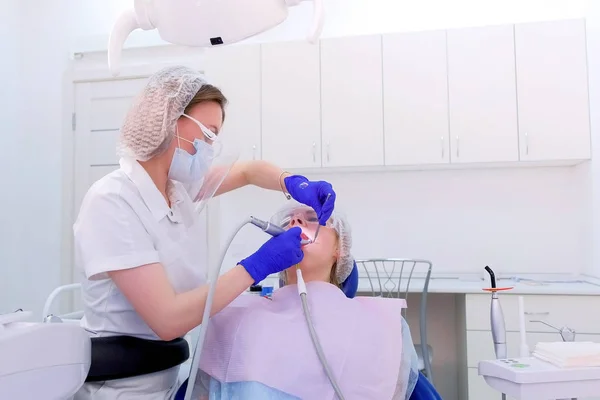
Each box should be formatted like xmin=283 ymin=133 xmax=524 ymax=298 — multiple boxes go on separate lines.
xmin=297 ymin=266 xmax=346 ymax=399
xmin=184 ymin=218 xmax=250 ymax=400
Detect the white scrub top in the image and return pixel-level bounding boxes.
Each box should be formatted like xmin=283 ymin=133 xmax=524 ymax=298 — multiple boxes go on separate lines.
xmin=73 ymin=157 xmax=207 ymax=399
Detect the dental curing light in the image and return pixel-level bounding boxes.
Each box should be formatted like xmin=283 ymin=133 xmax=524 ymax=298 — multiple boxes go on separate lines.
xmin=483 ymin=265 xmax=514 ymax=400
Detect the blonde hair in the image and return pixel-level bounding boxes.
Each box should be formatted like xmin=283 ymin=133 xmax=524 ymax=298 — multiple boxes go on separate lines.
xmin=329 ymin=262 xmax=342 ymax=288
xmin=184 ymin=84 xmax=228 ymax=122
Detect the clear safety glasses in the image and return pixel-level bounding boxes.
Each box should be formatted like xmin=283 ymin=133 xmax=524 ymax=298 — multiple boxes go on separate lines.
xmin=270 ymin=206 xmax=332 ymax=242
xmin=181 ymin=113 xmax=217 ymax=141
xmin=176 ymin=113 xmax=223 ymax=156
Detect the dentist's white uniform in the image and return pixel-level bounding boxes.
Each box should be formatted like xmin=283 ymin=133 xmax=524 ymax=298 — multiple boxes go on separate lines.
xmin=73 ymin=157 xmax=206 ymax=399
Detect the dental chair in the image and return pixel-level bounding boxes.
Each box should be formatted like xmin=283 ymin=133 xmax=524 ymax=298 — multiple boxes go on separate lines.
xmin=344 ymin=262 xmax=441 ymax=400
xmin=0 ymin=309 xmax=91 ymax=399
xmin=35 ymin=263 xmax=441 ymax=400
xmin=356 ymin=259 xmax=434 ymax=381
xmin=37 ymin=283 xmax=191 ymax=398
xmin=175 ymin=262 xmax=442 ymax=399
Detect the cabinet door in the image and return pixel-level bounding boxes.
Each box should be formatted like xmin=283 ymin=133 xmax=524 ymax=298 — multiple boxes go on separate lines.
xmin=447 ymin=25 xmax=519 ymax=163
xmin=202 ymin=45 xmax=261 ymax=161
xmin=515 ymin=19 xmax=591 ymax=161
xmin=261 ymin=41 xmax=321 ymax=168
xmin=383 ymin=30 xmax=450 ymax=165
xmin=320 ymin=35 xmax=384 ymax=167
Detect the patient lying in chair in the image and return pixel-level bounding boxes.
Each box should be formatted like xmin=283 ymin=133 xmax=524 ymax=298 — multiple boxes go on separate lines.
xmin=192 ymin=203 xmax=419 ymax=399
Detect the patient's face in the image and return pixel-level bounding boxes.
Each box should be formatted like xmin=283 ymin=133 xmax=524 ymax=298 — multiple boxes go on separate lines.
xmin=277 ymin=208 xmax=338 ymax=282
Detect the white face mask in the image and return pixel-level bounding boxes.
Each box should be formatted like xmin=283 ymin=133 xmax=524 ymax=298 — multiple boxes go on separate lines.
xmin=168 ymin=114 xmax=218 ymax=183
xmin=168 ymin=136 xmax=214 ymax=183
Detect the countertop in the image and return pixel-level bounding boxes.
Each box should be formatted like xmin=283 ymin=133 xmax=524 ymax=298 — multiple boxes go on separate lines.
xmin=357 ymin=273 xmax=600 ymax=295
xmin=261 ymin=273 xmax=600 ymax=296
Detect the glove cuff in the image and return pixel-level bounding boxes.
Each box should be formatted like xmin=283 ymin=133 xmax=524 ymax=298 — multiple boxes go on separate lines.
xmin=283 ymin=175 xmax=308 ymax=195
xmin=279 ymin=171 xmax=292 ymax=200
xmin=238 ymin=258 xmax=263 ymax=285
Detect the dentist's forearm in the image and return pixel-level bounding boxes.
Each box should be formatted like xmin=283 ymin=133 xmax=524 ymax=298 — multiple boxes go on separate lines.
xmin=165 ymin=265 xmax=254 ymax=339
xmin=109 ymin=262 xmax=254 ymax=341
xmin=215 ymin=160 xmax=291 ymax=195
xmin=243 ymin=160 xmax=291 ymax=191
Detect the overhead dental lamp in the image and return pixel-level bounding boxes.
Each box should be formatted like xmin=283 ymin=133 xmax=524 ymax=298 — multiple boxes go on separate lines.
xmin=108 ymin=0 xmax=324 ymax=76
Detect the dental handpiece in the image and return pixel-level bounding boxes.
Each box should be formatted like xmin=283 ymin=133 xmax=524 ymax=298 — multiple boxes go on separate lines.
xmin=249 ymin=217 xmax=312 ymax=245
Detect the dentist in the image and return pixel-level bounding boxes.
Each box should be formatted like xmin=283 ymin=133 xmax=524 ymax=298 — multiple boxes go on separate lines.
xmin=73 ymin=66 xmax=335 ymax=399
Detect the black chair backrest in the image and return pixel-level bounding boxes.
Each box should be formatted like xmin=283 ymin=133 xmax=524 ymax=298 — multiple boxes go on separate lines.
xmin=85 ymin=336 xmax=190 ymax=382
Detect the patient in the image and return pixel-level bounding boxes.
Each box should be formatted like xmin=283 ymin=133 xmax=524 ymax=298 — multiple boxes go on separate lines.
xmin=192 ymin=202 xmax=419 ymax=399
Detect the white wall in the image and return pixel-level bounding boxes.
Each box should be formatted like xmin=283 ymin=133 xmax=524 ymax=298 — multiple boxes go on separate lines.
xmin=0 ymin=1 xmax=72 ymax=315
xmin=584 ymin=0 xmax=600 ymax=277
xmin=218 ymin=166 xmax=590 ymax=276
xmin=0 ymin=0 xmax=594 ymax=316
xmin=0 ymin=0 xmax=23 ymax=312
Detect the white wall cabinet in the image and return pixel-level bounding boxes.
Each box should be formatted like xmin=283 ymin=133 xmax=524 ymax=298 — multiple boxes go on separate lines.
xmin=261 ymin=41 xmax=322 ymax=169
xmin=515 ymin=19 xmax=591 ymax=161
xmin=199 ymin=19 xmax=590 ymax=170
xmin=447 ymin=25 xmax=519 ymax=164
xmin=202 ymin=45 xmax=262 ymax=161
xmin=383 ymin=30 xmax=450 ymax=166
xmin=320 ymin=35 xmax=384 ymax=167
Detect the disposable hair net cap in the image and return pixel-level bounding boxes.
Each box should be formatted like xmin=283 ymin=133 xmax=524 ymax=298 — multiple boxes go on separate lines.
xmin=271 ymin=201 xmax=354 ymax=284
xmin=117 ymin=65 xmax=208 ymax=161
xmin=331 ymin=211 xmax=353 ymax=284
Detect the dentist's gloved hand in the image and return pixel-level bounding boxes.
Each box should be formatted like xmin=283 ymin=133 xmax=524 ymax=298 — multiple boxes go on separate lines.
xmin=284 ymin=175 xmax=336 ymax=225
xmin=239 ymin=227 xmax=304 ymax=283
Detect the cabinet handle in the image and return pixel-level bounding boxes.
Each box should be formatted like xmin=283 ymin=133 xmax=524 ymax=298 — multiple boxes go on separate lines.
xmin=524 ymin=311 xmax=549 ymax=316
xmin=525 ymin=132 xmax=529 ymax=155
xmin=327 ymin=142 xmax=330 ymax=163
xmin=312 ymin=142 xmax=316 ymax=163
xmin=456 ymin=136 xmax=459 ymax=158
xmin=252 ymin=145 xmax=256 ymax=160
xmin=441 ymin=136 xmax=444 ymax=158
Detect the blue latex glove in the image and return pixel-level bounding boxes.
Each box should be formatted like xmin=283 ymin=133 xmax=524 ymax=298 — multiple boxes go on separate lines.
xmin=239 ymin=227 xmax=304 ymax=283
xmin=284 ymin=175 xmax=336 ymax=225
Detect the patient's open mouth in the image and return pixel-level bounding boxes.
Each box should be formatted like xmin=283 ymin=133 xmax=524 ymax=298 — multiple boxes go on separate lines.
xmin=300 ymin=231 xmax=314 ymax=246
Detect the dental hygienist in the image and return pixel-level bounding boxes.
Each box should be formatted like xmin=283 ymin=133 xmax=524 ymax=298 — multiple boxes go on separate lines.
xmin=73 ymin=66 xmax=336 ymax=400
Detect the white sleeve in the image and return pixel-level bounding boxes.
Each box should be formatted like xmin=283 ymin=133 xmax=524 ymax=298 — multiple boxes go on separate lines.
xmin=74 ymin=191 xmax=160 ymax=280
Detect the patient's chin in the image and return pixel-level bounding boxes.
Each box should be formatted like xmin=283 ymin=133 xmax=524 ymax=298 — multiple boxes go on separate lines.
xmin=297 ymin=254 xmax=331 ymax=274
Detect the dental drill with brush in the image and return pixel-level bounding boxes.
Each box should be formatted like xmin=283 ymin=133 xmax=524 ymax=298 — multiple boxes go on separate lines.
xmin=249 ymin=216 xmax=320 ymax=246
xmin=249 ymin=192 xmax=332 ymax=245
